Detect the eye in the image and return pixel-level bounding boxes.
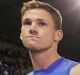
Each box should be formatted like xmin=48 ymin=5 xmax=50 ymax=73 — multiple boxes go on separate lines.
xmin=22 ymin=19 xmax=32 ymax=25
xmin=39 ymin=22 xmax=47 ymax=26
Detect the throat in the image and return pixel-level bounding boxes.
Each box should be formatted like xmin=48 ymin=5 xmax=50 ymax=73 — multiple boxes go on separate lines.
xmin=29 ymin=50 xmax=61 ymax=70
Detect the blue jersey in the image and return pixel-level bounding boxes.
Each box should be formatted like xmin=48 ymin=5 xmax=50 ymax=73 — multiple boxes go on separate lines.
xmin=27 ymin=57 xmax=79 ymax=75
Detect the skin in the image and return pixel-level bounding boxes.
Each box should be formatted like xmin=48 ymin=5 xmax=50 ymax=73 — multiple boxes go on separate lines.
xmin=20 ymin=9 xmax=63 ymax=52
xmin=70 ymin=64 xmax=80 ymax=75
xmin=20 ymin=8 xmax=80 ymax=74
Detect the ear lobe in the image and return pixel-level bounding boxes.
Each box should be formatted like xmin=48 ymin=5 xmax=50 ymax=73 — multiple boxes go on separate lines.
xmin=55 ymin=30 xmax=63 ymax=42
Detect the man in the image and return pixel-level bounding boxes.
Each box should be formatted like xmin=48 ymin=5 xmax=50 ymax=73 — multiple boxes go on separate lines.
xmin=20 ymin=0 xmax=80 ymax=75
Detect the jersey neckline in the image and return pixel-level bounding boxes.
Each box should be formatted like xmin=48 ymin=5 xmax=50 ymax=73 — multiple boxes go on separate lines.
xmin=34 ymin=57 xmax=64 ymax=74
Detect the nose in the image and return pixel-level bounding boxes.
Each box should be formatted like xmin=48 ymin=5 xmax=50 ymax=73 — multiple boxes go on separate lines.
xmin=29 ymin=22 xmax=38 ymax=35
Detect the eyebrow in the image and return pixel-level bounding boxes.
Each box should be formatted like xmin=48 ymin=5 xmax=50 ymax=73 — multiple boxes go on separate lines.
xmin=23 ymin=18 xmax=46 ymax=22
xmin=23 ymin=18 xmax=30 ymax=21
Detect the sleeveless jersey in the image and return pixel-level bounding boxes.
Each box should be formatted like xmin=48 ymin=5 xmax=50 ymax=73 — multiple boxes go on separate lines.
xmin=27 ymin=57 xmax=78 ymax=75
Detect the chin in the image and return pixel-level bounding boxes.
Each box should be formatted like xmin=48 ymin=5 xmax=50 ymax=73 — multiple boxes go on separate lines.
xmin=24 ymin=45 xmax=38 ymax=50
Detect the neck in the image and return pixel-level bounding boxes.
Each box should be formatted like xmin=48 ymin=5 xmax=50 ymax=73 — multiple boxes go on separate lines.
xmin=29 ymin=45 xmax=61 ymax=70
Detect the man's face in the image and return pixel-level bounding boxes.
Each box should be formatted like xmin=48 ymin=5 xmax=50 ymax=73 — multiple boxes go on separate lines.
xmin=20 ymin=9 xmax=63 ymax=52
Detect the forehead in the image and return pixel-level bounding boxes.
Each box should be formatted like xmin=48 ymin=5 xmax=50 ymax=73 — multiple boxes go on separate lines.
xmin=22 ymin=9 xmax=54 ymax=22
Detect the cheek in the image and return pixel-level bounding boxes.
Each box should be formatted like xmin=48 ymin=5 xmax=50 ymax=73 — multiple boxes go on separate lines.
xmin=21 ymin=25 xmax=30 ymax=32
xmin=20 ymin=31 xmax=24 ymax=40
xmin=43 ymin=27 xmax=54 ymax=36
xmin=41 ymin=29 xmax=54 ymax=41
xmin=21 ymin=26 xmax=29 ymax=35
xmin=20 ymin=29 xmax=28 ymax=40
xmin=38 ymin=30 xmax=54 ymax=49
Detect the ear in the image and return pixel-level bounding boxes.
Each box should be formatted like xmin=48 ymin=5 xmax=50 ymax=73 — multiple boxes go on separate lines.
xmin=54 ymin=30 xmax=63 ymax=42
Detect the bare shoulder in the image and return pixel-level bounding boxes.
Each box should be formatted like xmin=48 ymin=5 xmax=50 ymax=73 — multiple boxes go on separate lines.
xmin=70 ymin=64 xmax=80 ymax=75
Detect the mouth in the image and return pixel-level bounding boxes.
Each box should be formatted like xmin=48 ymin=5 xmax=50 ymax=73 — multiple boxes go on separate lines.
xmin=27 ymin=36 xmax=39 ymax=38
xmin=25 ymin=36 xmax=40 ymax=41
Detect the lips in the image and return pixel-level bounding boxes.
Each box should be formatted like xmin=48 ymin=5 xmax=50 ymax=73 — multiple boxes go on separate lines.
xmin=27 ymin=35 xmax=39 ymax=38
xmin=25 ymin=36 xmax=40 ymax=40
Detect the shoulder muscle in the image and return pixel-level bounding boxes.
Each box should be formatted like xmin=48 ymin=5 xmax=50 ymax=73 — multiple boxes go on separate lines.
xmin=70 ymin=64 xmax=80 ymax=75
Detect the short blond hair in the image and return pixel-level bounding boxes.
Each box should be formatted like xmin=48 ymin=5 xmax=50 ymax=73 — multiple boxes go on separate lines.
xmin=21 ymin=1 xmax=62 ymax=29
